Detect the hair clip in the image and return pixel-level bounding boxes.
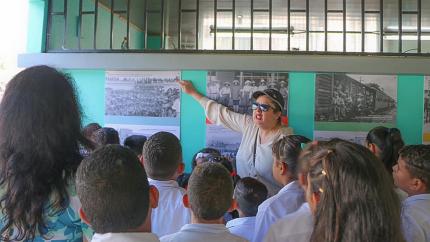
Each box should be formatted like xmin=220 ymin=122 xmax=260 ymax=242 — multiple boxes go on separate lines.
xmin=321 ymin=170 xmax=327 ymax=176
xmin=300 ymin=143 xmax=306 ymax=149
xmin=318 ymin=187 xmax=324 ymax=193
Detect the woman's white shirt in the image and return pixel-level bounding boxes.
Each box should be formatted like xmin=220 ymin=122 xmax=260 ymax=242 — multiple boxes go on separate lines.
xmin=199 ymin=97 xmax=293 ymax=196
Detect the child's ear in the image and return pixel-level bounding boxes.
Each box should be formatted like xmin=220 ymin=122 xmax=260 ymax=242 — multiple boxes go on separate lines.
xmin=227 ymin=199 xmax=238 ymax=212
xmin=411 ymin=178 xmax=427 ymax=193
xmin=149 ymin=185 xmax=159 ymax=209
xmin=368 ymin=143 xmax=378 ymax=155
xmin=273 ymin=160 xmax=283 ymax=174
xmin=139 ymin=155 xmax=145 ymax=167
xmin=298 ymin=172 xmax=308 ymax=189
xmin=177 ymin=162 xmax=185 ymax=176
xmin=79 ymin=208 xmax=90 ymax=225
xmin=312 ymin=191 xmax=321 ymax=205
xmin=183 ymin=194 xmax=190 ymax=208
xmin=280 ymin=162 xmax=289 ymax=175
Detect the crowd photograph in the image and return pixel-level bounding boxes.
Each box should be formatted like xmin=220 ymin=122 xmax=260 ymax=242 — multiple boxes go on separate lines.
xmin=106 ymin=75 xmax=180 ymax=118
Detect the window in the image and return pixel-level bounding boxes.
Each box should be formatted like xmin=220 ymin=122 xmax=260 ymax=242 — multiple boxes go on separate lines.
xmin=46 ymin=0 xmax=430 ymax=54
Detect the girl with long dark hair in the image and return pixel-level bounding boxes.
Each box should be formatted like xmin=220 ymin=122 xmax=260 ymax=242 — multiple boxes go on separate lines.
xmin=0 ymin=66 xmax=91 ymax=241
xmin=307 ymin=140 xmax=405 ymax=242
xmin=366 ymin=126 xmax=405 ymax=174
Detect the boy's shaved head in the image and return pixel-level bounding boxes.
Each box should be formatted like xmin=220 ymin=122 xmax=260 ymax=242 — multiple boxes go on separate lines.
xmin=142 ymin=132 xmax=182 ymax=180
xmin=187 ymin=163 xmax=233 ymax=220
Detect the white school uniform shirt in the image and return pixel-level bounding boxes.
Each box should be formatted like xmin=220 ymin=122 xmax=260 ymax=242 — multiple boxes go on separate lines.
xmin=253 ymin=181 xmax=305 ymax=242
xmin=401 ymin=193 xmax=430 ymax=242
xmin=226 ymin=216 xmax=256 ymax=241
xmin=148 ymin=178 xmax=191 ymax=237
xmin=264 ymin=203 xmax=313 ymax=242
xmin=160 ymin=223 xmax=248 ymax=242
xmin=91 ymin=232 xmax=160 ymax=242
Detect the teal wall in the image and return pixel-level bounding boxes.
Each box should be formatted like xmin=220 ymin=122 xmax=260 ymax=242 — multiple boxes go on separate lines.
xmin=27 ymin=0 xmax=426 ymax=172
xmin=288 ymin=72 xmax=315 ymax=139
xmin=180 ymin=71 xmax=207 ymax=169
xmin=397 ymin=75 xmax=424 ymax=144
xmin=66 ymin=69 xmax=106 ymax=126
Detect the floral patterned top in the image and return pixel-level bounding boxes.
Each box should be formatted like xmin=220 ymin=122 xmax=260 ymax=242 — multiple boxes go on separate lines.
xmin=0 ymin=183 xmax=93 ymax=241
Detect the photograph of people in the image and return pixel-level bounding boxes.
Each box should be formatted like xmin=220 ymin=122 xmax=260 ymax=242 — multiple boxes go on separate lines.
xmin=315 ymin=73 xmax=397 ymax=123
xmin=105 ymin=72 xmax=180 ymax=118
xmin=178 ymin=80 xmax=293 ymax=196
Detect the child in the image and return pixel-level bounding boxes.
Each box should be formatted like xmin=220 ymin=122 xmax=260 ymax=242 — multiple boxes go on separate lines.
xmin=80 ymin=122 xmax=101 ymax=157
xmin=253 ymin=135 xmax=310 ymax=242
xmin=82 ymin=123 xmax=102 ymax=140
xmin=160 ymin=163 xmax=247 ymax=242
xmin=307 ymin=141 xmax=404 ymax=242
xmin=142 ymin=132 xmax=190 ymax=237
xmin=366 ymin=126 xmax=405 ymax=174
xmin=366 ymin=126 xmax=407 ymax=200
xmin=91 ymin=127 xmax=120 ymax=148
xmin=124 ymin=134 xmax=147 ymax=158
xmin=177 ymin=148 xmax=222 ymax=189
xmin=264 ymin=141 xmax=329 ymax=242
xmin=76 ymin=144 xmax=159 ymax=242
xmin=192 ymin=148 xmax=222 ymax=170
xmin=393 ymin=145 xmax=430 ymax=242
xmin=226 ymin=177 xmax=268 ymax=241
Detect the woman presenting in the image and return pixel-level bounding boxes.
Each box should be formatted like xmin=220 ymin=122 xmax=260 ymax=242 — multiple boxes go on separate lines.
xmin=179 ymin=80 xmax=293 ymax=195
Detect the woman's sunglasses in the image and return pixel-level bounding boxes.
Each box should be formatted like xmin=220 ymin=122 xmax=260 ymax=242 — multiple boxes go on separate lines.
xmin=251 ymin=102 xmax=275 ymax=112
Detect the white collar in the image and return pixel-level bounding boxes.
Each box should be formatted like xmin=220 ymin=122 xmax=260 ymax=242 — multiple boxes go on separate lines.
xmin=278 ymin=180 xmax=302 ymax=194
xmin=148 ymin=178 xmax=180 ymax=188
xmin=405 ymin=193 xmax=430 ymax=203
xmin=226 ymin=216 xmax=256 ymax=228
xmin=92 ymin=232 xmax=159 ymax=242
xmin=180 ymin=223 xmax=229 ymax=234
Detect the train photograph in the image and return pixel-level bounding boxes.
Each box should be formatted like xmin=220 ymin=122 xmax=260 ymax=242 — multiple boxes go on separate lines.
xmin=315 ymin=73 xmax=397 ymax=123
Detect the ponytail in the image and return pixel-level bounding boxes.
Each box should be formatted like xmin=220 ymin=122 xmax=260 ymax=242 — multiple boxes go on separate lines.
xmin=366 ymin=126 xmax=405 ymax=173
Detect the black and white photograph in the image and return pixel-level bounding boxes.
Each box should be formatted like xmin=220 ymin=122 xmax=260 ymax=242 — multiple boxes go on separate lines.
xmin=423 ymin=76 xmax=430 ymax=143
xmin=206 ymin=124 xmax=242 ymax=161
xmin=315 ymin=73 xmax=397 ymax=123
xmin=313 ymin=131 xmax=368 ymax=145
xmin=103 ymin=123 xmax=180 ymax=145
xmin=207 ymin=71 xmax=289 ymax=115
xmin=104 ymin=71 xmax=181 ymax=142
xmin=206 ymin=71 xmax=289 ymax=157
xmin=105 ymin=71 xmax=181 ymax=118
xmin=424 ymin=76 xmax=430 ymax=125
